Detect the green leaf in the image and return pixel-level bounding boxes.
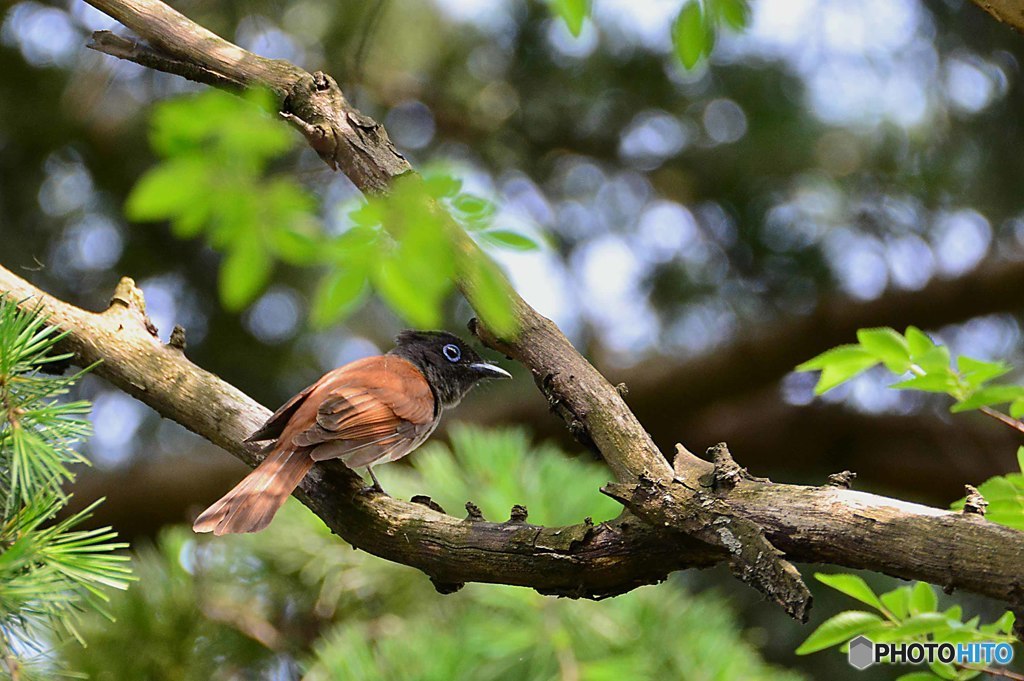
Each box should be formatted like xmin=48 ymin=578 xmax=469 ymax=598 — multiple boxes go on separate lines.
xmin=373 ymin=255 xmax=447 ymax=328
xmin=896 ymin=673 xmax=945 ymax=681
xmin=219 ymin=238 xmax=272 ymax=311
xmin=914 ymin=345 xmax=951 ymax=374
xmin=880 ymin=586 xmax=911 ymax=620
xmin=814 ymin=573 xmax=885 ymax=612
xmin=349 ymin=201 xmax=385 ymax=229
xmin=950 ymin=385 xmax=1024 ymax=413
xmin=310 ymin=268 xmax=368 ymax=329
xmin=423 ymin=173 xmax=462 ymax=199
xmin=149 ymin=88 xmax=292 ymax=165
xmin=994 ymin=610 xmax=1015 ymax=634
xmin=797 ymin=344 xmax=871 ymax=372
xmin=795 ymin=611 xmax=884 ymax=655
xmin=672 ymin=1 xmax=708 ymax=69
xmin=796 ymin=345 xmax=877 ymax=394
xmin=1018 ymin=447 xmax=1024 ymax=474
xmin=1010 ymin=398 xmax=1024 ymax=420
xmin=481 ymin=230 xmax=539 ymax=251
xmin=713 ymin=0 xmax=750 ymax=30
xmin=463 ymin=258 xmax=517 ymax=337
xmin=957 ymin=356 xmax=1012 ymax=387
xmin=452 ymin=194 xmax=496 ymax=224
xmin=269 ymin=223 xmax=323 ymax=265
xmin=905 ymin=326 xmax=935 ymax=359
xmin=549 ymin=0 xmax=589 ymax=36
xmin=125 ymin=157 xmax=211 ymax=229
xmin=857 ymin=328 xmax=910 ymax=373
xmin=875 ymin=612 xmax=948 ymax=639
xmin=891 ymin=373 xmax=958 ymax=394
xmin=909 ymin=582 xmax=938 ymax=614
xmin=927 ymin=659 xmax=960 ymax=680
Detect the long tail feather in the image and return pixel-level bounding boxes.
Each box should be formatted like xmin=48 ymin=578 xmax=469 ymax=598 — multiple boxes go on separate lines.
xmin=192 ymin=447 xmax=314 ymax=535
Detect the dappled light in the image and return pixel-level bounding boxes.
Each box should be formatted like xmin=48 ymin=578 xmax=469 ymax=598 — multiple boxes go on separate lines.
xmin=4 ymin=0 xmax=1024 ymax=677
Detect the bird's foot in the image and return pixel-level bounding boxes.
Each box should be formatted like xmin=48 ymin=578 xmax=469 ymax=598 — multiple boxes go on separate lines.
xmin=357 ymin=468 xmax=387 ymax=497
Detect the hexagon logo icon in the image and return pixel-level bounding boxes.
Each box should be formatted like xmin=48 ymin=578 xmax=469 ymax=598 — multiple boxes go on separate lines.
xmin=848 ymin=635 xmax=875 ymax=670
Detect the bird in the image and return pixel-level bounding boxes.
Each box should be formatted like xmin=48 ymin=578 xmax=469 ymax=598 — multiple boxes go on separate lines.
xmin=192 ymin=330 xmax=511 ymax=535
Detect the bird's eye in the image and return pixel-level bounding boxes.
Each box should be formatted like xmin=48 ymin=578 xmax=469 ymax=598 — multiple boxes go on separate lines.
xmin=442 ymin=343 xmax=461 ymax=362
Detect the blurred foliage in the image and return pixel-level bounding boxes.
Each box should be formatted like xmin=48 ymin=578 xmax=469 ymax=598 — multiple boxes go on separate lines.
xmin=126 ymin=88 xmax=533 ymax=334
xmin=0 ymin=302 xmax=131 ymax=679
xmin=798 ymin=327 xmax=1024 ymax=527
xmin=799 ymin=574 xmax=1016 ymax=680
xmin=547 ymin=0 xmax=590 ymax=37
xmin=546 ymin=0 xmax=751 ymax=67
xmin=798 ymin=326 xmax=1024 ymax=418
xmin=60 ymin=425 xmax=799 ymax=680
xmin=5 ymin=0 xmax=1024 ymax=417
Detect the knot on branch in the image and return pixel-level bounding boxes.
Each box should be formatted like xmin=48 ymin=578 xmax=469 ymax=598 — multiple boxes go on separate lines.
xmin=410 ymin=495 xmax=447 ymax=514
xmin=962 ymin=485 xmax=988 ymax=516
xmin=709 ymin=443 xmax=743 ymax=490
xmin=602 ymin=469 xmax=811 ymax=622
xmin=827 ymin=470 xmax=857 ymax=489
xmin=706 ymin=443 xmax=768 ymax=490
xmin=108 ymin=277 xmax=158 ymax=337
xmin=168 ymin=324 xmax=187 ymax=351
xmin=429 ymin=576 xmax=464 ymax=595
xmin=672 ymin=443 xmax=714 ymax=480
xmin=507 ymin=504 xmax=529 ymax=524
xmin=464 ymin=501 xmax=484 ymax=520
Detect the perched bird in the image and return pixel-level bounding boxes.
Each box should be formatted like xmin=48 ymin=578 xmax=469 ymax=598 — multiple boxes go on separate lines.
xmin=193 ymin=330 xmax=511 ymax=535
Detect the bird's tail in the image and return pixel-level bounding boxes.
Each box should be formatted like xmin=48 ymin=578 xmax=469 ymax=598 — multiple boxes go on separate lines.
xmin=192 ymin=447 xmax=313 ymax=535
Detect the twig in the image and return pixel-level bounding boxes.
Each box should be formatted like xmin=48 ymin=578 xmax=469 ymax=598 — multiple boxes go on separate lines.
xmin=980 ymin=406 xmax=1024 ymax=436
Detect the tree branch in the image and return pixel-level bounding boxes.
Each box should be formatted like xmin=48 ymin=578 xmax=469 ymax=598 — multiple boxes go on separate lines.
xmin=970 ymin=0 xmax=1024 ymax=33
xmin=0 ymin=266 xmax=714 ymax=598
xmin=3 ymin=267 xmax=1024 ymax=614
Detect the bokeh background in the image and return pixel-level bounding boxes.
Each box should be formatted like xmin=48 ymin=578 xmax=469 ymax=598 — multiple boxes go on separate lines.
xmin=2 ymin=0 xmax=1023 ymax=677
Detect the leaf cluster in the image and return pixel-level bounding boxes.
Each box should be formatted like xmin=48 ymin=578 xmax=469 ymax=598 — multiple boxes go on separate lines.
xmin=799 ymin=573 xmax=1016 ymax=681
xmin=127 ymin=91 xmax=538 ymax=335
xmin=797 ymin=327 xmax=1024 ymax=530
xmin=797 ymin=326 xmax=1024 ymax=417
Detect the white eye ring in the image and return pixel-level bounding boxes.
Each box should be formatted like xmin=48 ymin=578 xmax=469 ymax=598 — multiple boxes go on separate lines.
xmin=442 ymin=343 xmax=461 ymax=362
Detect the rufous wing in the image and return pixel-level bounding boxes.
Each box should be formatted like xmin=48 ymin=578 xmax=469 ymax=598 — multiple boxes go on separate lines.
xmin=193 ymin=355 xmax=437 ymax=535
xmin=291 ymin=356 xmax=438 ymax=467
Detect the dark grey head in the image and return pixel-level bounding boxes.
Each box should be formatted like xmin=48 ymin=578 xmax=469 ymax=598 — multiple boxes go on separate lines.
xmin=388 ymin=330 xmax=511 ymax=408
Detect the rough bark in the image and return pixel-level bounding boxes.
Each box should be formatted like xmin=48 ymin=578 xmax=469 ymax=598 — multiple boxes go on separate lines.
xmin=972 ymin=0 xmax=1024 ymax=32
xmin=3 ymin=267 xmax=1024 ymax=615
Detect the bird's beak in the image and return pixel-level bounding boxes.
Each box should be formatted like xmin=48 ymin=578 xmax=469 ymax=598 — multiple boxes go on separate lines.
xmin=470 ymin=362 xmax=512 ymax=380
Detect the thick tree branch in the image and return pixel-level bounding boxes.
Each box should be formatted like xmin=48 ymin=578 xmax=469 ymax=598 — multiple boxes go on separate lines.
xmin=0 ymin=267 xmax=713 ymax=598
xmin=3 ymin=267 xmax=1024 ymax=613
